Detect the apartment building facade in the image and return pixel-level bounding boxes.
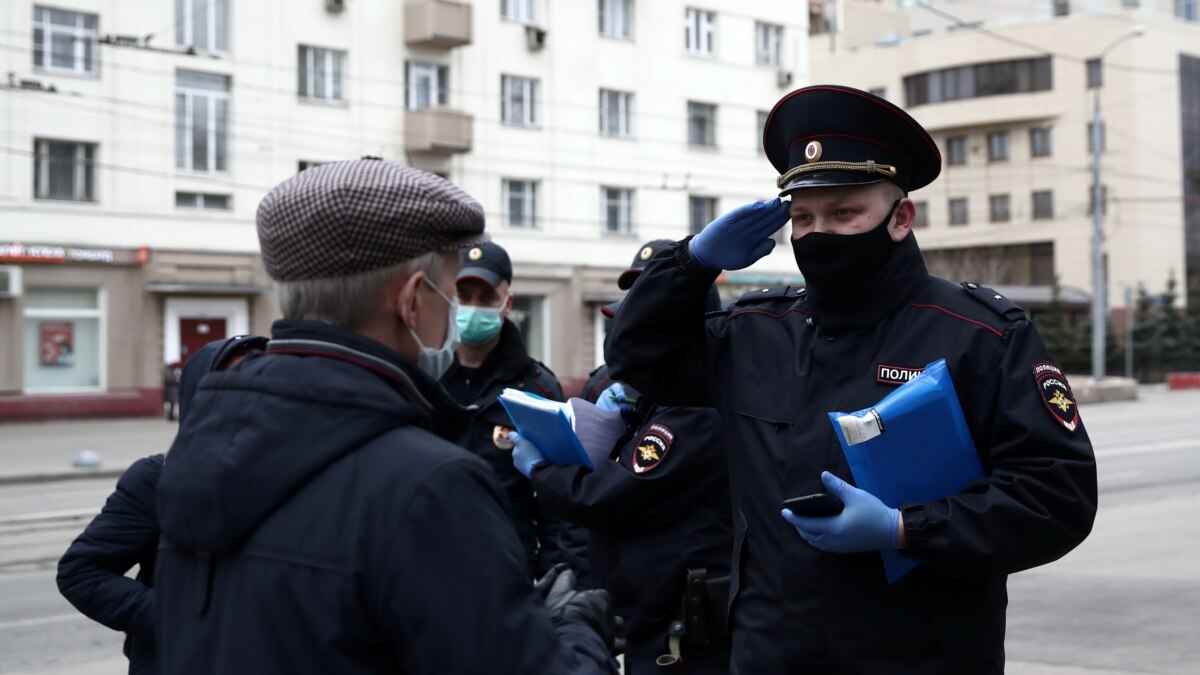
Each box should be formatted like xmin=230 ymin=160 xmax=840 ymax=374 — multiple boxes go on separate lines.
xmin=0 ymin=0 xmax=809 ymax=417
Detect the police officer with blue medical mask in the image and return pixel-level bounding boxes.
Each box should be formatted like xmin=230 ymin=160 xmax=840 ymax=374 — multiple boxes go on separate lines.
xmin=441 ymin=241 xmax=589 ymax=581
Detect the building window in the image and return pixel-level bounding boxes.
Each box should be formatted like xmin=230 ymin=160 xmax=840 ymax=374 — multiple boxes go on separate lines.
xmin=175 ymin=70 xmax=230 ymax=173
xmin=913 ymin=200 xmax=929 ymax=228
xmin=987 ymin=131 xmax=1010 ymax=162
xmin=868 ymin=86 xmax=887 ymax=99
xmin=406 ymin=62 xmax=449 ymax=109
xmin=599 ymin=0 xmax=632 ymax=38
xmin=684 ymin=8 xmax=715 ymax=55
xmin=1032 ymin=190 xmax=1054 ymax=219
xmin=600 ymin=89 xmax=633 ymax=137
xmin=176 ymin=191 xmax=231 ymax=210
xmin=502 ymin=75 xmax=539 ymax=127
xmin=989 ymin=194 xmax=1011 ymax=222
xmin=1088 ymin=121 xmax=1106 ymax=154
xmin=1088 ymin=184 xmax=1108 ymax=215
xmin=298 ymin=46 xmax=345 ymax=102
xmin=689 ymin=195 xmax=717 ymax=235
xmin=688 ymin=101 xmax=717 ymax=147
xmin=511 ymin=295 xmax=547 ymax=362
xmin=298 ymin=160 xmax=327 ymax=171
xmin=757 ymin=110 xmax=769 ymax=153
xmin=1178 ymin=0 xmax=1198 ymax=21
xmin=602 ymin=187 xmax=633 ymax=234
xmin=1054 ymin=0 xmax=1070 ymax=16
xmin=1085 ymin=58 xmax=1103 ymax=89
xmin=904 ymin=56 xmax=1053 ymax=107
xmin=33 ymin=139 xmax=96 ymax=202
xmin=501 ymin=0 xmax=534 ymax=22
xmin=1030 ymin=127 xmax=1053 ymax=157
xmin=949 ymin=197 xmax=969 ymax=225
xmin=22 ymin=287 xmax=104 ymax=392
xmin=503 ymin=179 xmax=538 ymax=228
xmin=175 ymin=0 xmax=228 ymax=52
xmin=755 ymin=22 xmax=782 ymax=66
xmin=946 ymin=136 xmax=968 ymax=165
xmin=32 ymin=6 xmax=98 ymax=75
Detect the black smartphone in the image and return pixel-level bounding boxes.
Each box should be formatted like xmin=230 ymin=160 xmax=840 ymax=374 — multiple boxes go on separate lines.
xmin=782 ymin=492 xmax=844 ymax=517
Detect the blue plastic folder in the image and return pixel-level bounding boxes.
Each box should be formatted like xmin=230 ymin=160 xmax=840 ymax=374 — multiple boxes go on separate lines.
xmin=498 ymin=390 xmax=596 ymax=470
xmin=828 ymin=359 xmax=983 ymax=584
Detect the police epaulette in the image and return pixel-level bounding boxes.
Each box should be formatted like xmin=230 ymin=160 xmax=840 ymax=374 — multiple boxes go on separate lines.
xmin=735 ymin=286 xmax=805 ymax=305
xmin=961 ymin=282 xmax=1026 ymax=322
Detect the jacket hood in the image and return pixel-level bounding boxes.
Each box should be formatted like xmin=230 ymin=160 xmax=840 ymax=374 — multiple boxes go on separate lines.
xmin=157 ymin=319 xmax=465 ymax=552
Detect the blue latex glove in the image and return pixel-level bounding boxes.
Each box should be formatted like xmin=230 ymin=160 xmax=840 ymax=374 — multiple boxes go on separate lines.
xmin=595 ymin=382 xmax=636 ymax=417
xmin=509 ymin=430 xmax=548 ymax=479
xmin=781 ymin=471 xmax=900 ymax=553
xmin=689 ymin=198 xmax=791 ymax=271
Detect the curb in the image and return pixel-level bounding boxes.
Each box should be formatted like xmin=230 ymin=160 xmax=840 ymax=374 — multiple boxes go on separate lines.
xmin=0 ymin=469 xmax=124 ymax=487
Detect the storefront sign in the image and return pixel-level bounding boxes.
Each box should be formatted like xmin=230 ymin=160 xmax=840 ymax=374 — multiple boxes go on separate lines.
xmin=0 ymin=243 xmax=115 ymax=264
xmin=39 ymin=321 xmax=75 ymax=367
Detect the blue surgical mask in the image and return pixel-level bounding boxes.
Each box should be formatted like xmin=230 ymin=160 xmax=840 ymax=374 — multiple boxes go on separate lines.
xmin=456 ymin=304 xmax=505 ymax=346
xmin=407 ymin=281 xmax=460 ymax=380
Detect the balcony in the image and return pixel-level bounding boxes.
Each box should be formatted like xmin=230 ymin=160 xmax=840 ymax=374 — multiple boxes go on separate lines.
xmin=404 ymin=0 xmax=472 ymax=48
xmin=404 ymin=108 xmax=473 ymax=154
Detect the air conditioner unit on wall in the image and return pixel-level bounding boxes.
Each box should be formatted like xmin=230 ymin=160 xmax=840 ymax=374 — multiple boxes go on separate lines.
xmin=325 ymin=0 xmax=345 ymax=13
xmin=525 ymin=25 xmax=547 ymax=50
xmin=777 ymin=70 xmax=794 ymax=88
xmin=0 ymin=266 xmax=23 ymax=298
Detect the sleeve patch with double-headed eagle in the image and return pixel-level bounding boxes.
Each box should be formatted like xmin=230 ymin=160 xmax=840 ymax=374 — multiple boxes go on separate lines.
xmin=631 ymin=423 xmax=675 ymax=474
xmin=1032 ymin=361 xmax=1079 ymax=432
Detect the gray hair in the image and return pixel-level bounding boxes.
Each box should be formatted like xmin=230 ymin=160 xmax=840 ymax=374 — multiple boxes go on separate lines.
xmin=274 ymin=251 xmax=444 ymax=330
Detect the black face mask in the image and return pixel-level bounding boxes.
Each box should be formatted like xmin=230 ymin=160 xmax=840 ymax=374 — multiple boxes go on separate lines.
xmin=791 ymin=199 xmax=901 ymax=303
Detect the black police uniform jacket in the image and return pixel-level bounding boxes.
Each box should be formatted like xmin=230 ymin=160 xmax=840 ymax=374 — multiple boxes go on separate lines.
xmin=58 ymin=454 xmax=163 ymax=675
xmin=605 ymin=236 xmax=1098 ymax=674
xmin=154 ymin=319 xmax=614 ymax=675
xmin=441 ymin=319 xmax=589 ymax=580
xmin=532 ymin=367 xmax=733 ymax=648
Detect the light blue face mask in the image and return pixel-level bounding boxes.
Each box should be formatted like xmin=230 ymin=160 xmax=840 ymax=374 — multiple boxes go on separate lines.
xmin=408 ymin=281 xmax=460 ymax=380
xmin=456 ymin=304 xmax=505 ymax=346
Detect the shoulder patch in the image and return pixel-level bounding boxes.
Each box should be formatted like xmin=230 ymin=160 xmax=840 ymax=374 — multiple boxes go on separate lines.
xmin=961 ymin=282 xmax=1026 ymax=322
xmin=1032 ymin=361 xmax=1079 ymax=433
xmin=631 ymin=422 xmax=675 ymax=474
xmin=734 ymin=286 xmax=805 ymax=306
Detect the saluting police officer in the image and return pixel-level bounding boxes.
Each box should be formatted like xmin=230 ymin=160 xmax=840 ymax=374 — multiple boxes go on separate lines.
xmin=440 ymin=242 xmax=588 ymax=580
xmin=511 ymin=240 xmax=733 ymax=674
xmin=605 ymin=86 xmax=1098 ymax=673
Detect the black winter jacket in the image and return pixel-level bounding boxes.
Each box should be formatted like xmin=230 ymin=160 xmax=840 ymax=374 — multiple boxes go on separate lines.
xmin=154 ymin=319 xmax=615 ymax=675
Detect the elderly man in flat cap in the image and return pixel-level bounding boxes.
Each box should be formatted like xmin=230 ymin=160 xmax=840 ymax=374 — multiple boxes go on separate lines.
xmin=154 ymin=158 xmax=617 ymax=675
xmin=605 ymin=86 xmax=1097 ymax=673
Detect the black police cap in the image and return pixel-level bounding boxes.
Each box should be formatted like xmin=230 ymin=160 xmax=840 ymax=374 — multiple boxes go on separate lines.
xmin=458 ymin=241 xmax=513 ymax=289
xmin=617 ymin=239 xmax=675 ymax=290
xmin=763 ymin=85 xmax=941 ymax=195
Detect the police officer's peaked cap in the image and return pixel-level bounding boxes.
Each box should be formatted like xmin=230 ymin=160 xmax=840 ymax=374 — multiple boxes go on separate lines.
xmin=458 ymin=241 xmax=513 ymax=288
xmin=617 ymin=239 xmax=675 ymax=290
xmin=763 ymin=85 xmax=941 ymax=195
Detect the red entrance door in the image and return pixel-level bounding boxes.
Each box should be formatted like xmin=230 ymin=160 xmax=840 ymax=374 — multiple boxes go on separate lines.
xmin=179 ymin=318 xmax=228 ymax=365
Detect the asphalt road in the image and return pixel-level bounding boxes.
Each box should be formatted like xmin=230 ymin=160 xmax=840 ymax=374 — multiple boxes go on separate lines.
xmin=0 ymin=386 xmax=1197 ymax=673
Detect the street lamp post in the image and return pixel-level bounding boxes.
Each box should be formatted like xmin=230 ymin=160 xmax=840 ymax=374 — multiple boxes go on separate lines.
xmin=1091 ymin=28 xmax=1143 ymax=383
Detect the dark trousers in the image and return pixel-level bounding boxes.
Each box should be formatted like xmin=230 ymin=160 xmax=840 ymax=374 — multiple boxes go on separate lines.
xmin=624 ymin=635 xmax=731 ymax=675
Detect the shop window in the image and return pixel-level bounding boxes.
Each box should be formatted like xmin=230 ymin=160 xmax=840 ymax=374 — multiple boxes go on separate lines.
xmin=22 ymin=286 xmax=104 ymax=391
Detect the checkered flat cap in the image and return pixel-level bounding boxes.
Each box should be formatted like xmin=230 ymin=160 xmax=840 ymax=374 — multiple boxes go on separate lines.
xmin=257 ymin=157 xmax=488 ymax=281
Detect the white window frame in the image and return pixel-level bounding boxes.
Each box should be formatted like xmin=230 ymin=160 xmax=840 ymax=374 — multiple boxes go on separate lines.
xmin=503 ymin=179 xmax=539 ymax=228
xmin=175 ymin=71 xmax=230 ymax=173
xmin=22 ymin=287 xmax=107 ymax=394
xmin=406 ymin=62 xmax=449 ymax=110
xmin=502 ymin=75 xmax=539 ymax=127
xmin=176 ymin=0 xmax=229 ymax=53
xmin=602 ymin=187 xmax=633 ymax=235
xmin=689 ymin=195 xmax=717 ymax=235
xmin=502 ymin=0 xmax=535 ymax=22
xmin=34 ymin=139 xmax=96 ymax=202
xmin=684 ymin=8 xmax=715 ymax=55
xmin=176 ymin=191 xmax=231 ymax=210
xmin=163 ymin=297 xmax=249 ymax=366
xmin=755 ymin=21 xmax=782 ymax=66
xmin=688 ymin=101 xmax=717 ymax=147
xmin=599 ymin=89 xmax=633 ymax=137
xmin=32 ymin=6 xmax=98 ymax=75
xmin=1178 ymin=0 xmax=1198 ymax=21
xmin=599 ymin=0 xmax=632 ymax=38
xmin=298 ymin=46 xmax=345 ymax=102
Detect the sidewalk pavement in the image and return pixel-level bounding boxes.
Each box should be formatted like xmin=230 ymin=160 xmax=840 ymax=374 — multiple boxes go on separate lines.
xmin=0 ymin=418 xmax=178 ymax=485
